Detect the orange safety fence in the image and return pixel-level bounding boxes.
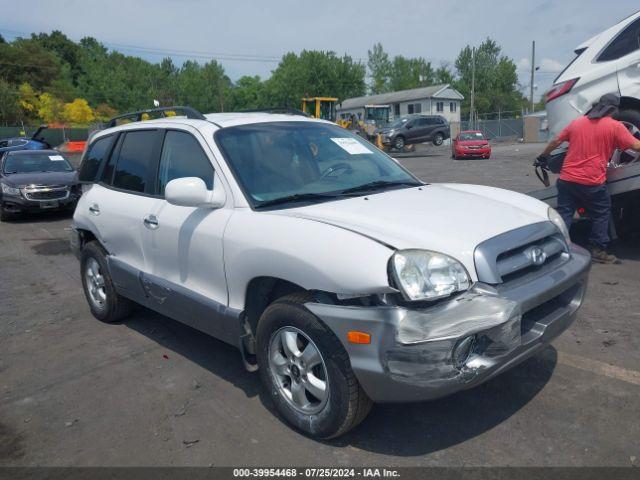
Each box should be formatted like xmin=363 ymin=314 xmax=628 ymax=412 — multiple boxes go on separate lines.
xmin=57 ymin=141 xmax=86 ymax=153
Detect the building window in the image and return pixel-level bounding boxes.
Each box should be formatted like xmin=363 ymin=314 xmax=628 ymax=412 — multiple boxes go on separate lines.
xmin=394 ymin=104 xmax=400 ymax=117
xmin=407 ymin=103 xmax=422 ymax=114
xmin=450 ymin=102 xmax=456 ymax=113
xmin=436 ymin=102 xmax=444 ymax=112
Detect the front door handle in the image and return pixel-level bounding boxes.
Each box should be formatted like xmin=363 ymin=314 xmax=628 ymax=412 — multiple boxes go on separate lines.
xmin=143 ymin=214 xmax=159 ymax=230
xmin=89 ymin=203 xmax=100 ymax=215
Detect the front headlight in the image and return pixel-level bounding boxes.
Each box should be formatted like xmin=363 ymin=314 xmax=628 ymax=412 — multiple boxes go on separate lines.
xmin=1 ymin=183 xmax=21 ymax=196
xmin=391 ymin=249 xmax=471 ymax=301
xmin=548 ymin=207 xmax=571 ymax=244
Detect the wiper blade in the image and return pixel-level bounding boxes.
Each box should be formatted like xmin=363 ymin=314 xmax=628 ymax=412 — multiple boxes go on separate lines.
xmin=338 ymin=180 xmax=422 ymax=195
xmin=255 ymin=192 xmax=340 ymax=209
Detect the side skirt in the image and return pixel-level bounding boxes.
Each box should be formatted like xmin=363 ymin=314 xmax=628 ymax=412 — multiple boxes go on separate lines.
xmin=108 ymin=256 xmax=242 ymax=348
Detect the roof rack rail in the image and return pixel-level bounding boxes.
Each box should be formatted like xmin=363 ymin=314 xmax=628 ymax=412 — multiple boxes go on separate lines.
xmin=106 ymin=106 xmax=206 ymax=128
xmin=240 ymin=108 xmax=310 ymax=117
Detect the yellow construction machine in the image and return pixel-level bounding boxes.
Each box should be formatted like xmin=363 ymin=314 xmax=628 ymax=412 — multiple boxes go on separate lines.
xmin=301 ymin=97 xmax=338 ymax=122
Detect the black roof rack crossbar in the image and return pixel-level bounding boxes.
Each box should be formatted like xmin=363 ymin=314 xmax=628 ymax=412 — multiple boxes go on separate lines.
xmin=240 ymin=108 xmax=310 ymax=117
xmin=106 ymin=106 xmax=206 ymax=128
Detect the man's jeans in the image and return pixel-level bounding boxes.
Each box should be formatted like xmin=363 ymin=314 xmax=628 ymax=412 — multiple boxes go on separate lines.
xmin=556 ymin=179 xmax=611 ymax=249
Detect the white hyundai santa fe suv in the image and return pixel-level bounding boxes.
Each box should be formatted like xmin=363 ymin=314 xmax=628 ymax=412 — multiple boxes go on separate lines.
xmin=71 ymin=106 xmax=591 ymax=438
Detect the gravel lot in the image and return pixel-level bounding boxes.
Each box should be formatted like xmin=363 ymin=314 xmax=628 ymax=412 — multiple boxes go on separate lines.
xmin=1 ymin=142 xmax=639 ymax=466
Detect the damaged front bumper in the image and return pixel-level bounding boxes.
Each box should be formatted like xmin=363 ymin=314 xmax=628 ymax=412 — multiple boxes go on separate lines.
xmin=306 ymin=244 xmax=591 ymax=403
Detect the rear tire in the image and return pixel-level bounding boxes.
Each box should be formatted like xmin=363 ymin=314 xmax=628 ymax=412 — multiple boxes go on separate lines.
xmin=257 ymin=293 xmax=372 ymax=439
xmin=81 ymin=241 xmax=133 ymax=323
xmin=615 ymin=109 xmax=640 ymax=129
xmin=432 ymin=133 xmax=444 ymax=146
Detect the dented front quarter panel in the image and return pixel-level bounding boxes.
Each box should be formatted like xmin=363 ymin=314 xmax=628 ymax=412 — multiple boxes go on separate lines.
xmin=306 ymin=244 xmax=591 ymax=403
xmin=223 ymin=209 xmax=397 ymax=311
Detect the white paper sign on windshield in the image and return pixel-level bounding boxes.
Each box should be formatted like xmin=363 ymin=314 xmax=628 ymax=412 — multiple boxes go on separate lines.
xmin=49 ymin=155 xmax=65 ymax=161
xmin=331 ymin=137 xmax=373 ymax=155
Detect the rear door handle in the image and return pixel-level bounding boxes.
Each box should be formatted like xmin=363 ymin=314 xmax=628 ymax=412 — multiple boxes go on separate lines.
xmin=89 ymin=204 xmax=100 ymax=215
xmin=143 ymin=214 xmax=159 ymax=230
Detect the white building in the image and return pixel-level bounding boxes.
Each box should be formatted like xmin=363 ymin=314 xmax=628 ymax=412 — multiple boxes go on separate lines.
xmin=337 ymin=84 xmax=464 ymax=124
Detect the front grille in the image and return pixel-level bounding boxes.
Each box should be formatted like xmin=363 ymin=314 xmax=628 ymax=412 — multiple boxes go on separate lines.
xmin=23 ymin=186 xmax=69 ymax=201
xmin=497 ymin=236 xmax=565 ymax=282
xmin=474 ymin=222 xmax=569 ymax=285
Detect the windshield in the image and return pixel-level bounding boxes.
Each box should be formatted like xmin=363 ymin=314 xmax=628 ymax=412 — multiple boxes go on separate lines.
xmin=390 ymin=117 xmax=410 ymax=128
xmin=215 ymin=122 xmax=421 ymax=208
xmin=365 ymin=107 xmax=390 ymax=125
xmin=3 ymin=153 xmax=73 ymax=174
xmin=458 ymin=132 xmax=485 ymax=141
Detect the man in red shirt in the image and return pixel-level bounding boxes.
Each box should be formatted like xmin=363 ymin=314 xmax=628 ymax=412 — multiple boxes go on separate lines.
xmin=540 ymin=93 xmax=640 ymax=263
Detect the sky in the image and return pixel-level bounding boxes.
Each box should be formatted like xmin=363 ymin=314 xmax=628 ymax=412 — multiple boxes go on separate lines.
xmin=1 ymin=0 xmax=638 ymax=101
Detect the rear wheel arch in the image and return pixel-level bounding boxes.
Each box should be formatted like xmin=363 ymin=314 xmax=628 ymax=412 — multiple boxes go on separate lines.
xmin=616 ymin=99 xmax=640 ymax=129
xmin=618 ymin=96 xmax=640 ymax=117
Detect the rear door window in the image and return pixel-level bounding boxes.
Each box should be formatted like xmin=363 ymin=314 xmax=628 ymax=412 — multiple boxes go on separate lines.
xmin=156 ymin=130 xmax=214 ymax=196
xmin=111 ymin=130 xmax=161 ymax=194
xmin=79 ymin=135 xmax=115 ymax=183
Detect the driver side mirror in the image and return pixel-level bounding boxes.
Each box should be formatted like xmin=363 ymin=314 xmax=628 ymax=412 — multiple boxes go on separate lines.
xmin=406 ymin=124 xmax=413 ymax=130
xmin=165 ymin=175 xmax=226 ymax=209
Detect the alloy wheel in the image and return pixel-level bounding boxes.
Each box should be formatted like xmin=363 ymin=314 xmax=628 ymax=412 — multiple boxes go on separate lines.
xmin=84 ymin=257 xmax=107 ymax=310
xmin=268 ymin=327 xmax=329 ymax=415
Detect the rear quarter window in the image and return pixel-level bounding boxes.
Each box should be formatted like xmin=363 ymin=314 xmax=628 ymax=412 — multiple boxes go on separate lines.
xmin=597 ymin=17 xmax=640 ymax=62
xmin=79 ymin=135 xmax=115 ymax=183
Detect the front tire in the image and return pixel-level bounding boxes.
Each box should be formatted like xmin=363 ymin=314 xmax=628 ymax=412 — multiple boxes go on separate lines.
xmin=257 ymin=293 xmax=372 ymax=439
xmin=81 ymin=241 xmax=133 ymax=323
xmin=0 ymin=204 xmax=14 ymax=222
xmin=393 ymin=136 xmax=405 ymax=150
xmin=432 ymin=133 xmax=444 ymax=146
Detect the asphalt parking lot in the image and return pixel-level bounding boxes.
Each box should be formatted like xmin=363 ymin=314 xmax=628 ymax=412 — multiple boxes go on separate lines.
xmin=1 ymin=142 xmax=639 ymax=466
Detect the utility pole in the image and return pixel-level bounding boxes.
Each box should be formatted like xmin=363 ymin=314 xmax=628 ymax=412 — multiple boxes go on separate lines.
xmin=530 ymin=40 xmax=536 ymax=113
xmin=470 ymin=47 xmax=476 ymax=129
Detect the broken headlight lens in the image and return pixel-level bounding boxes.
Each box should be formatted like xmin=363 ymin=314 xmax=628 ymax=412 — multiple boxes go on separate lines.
xmin=548 ymin=207 xmax=571 ymax=244
xmin=391 ymin=249 xmax=470 ymax=302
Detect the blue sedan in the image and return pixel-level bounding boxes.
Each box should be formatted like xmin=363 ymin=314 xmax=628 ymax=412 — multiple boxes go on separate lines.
xmin=0 ymin=126 xmax=51 ymax=155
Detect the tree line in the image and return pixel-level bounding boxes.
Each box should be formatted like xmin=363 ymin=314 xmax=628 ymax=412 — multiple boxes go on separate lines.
xmin=0 ymin=31 xmax=528 ymax=126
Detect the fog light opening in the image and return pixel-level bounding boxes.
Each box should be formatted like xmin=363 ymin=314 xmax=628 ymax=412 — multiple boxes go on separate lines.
xmin=452 ymin=335 xmax=476 ymax=370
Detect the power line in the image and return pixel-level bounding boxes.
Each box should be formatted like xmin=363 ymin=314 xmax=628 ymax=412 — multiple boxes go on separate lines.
xmin=0 ymin=27 xmax=451 ymax=67
xmin=0 ymin=27 xmax=283 ymax=64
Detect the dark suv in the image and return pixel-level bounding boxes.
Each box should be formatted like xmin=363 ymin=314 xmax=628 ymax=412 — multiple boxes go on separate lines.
xmin=377 ymin=115 xmax=450 ymax=150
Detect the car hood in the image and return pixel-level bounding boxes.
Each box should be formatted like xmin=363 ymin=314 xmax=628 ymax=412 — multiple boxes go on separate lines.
xmin=3 ymin=170 xmax=77 ymax=187
xmin=274 ymin=184 xmax=551 ymax=279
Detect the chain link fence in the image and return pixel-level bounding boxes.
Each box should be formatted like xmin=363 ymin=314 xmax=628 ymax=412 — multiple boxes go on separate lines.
xmin=460 ymin=110 xmax=525 ymax=141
